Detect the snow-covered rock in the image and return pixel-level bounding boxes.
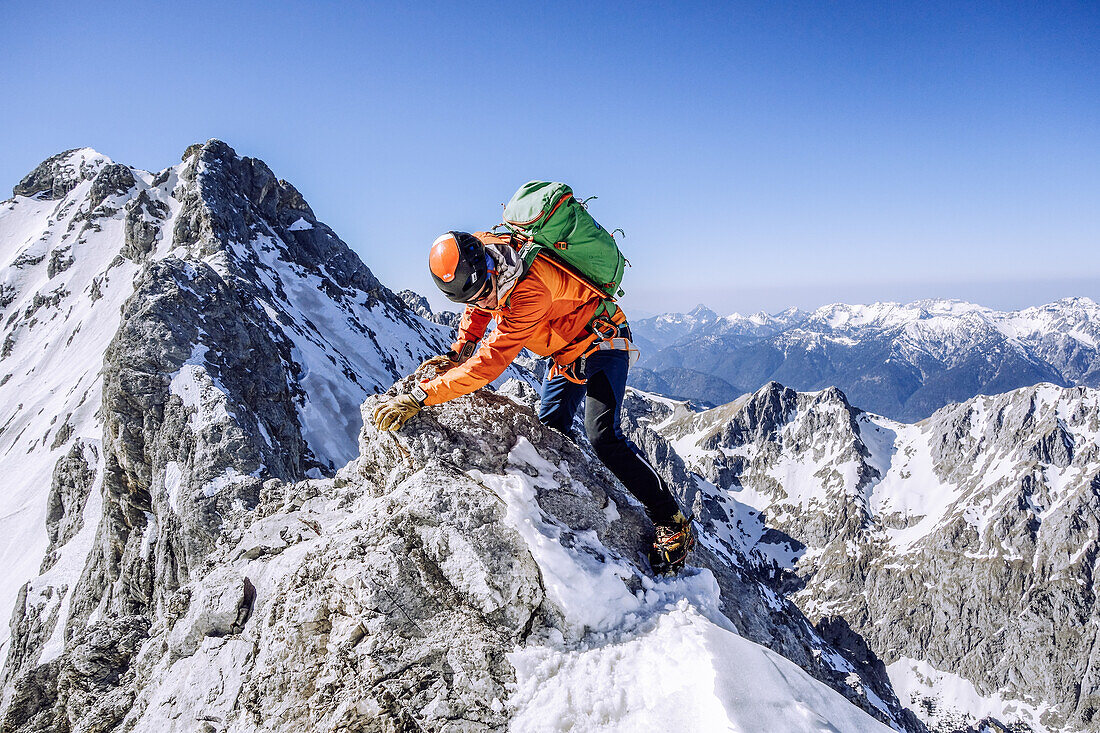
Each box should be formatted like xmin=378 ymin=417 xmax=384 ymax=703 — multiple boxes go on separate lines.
xmin=0 ymin=144 xmax=918 ymax=732
xmin=636 ymin=380 xmax=1100 ymax=732
xmin=7 ymin=365 xmax=916 ymax=731
xmin=0 ymin=140 xmax=453 ymax=720
xmin=398 ymin=288 xmax=461 ymax=329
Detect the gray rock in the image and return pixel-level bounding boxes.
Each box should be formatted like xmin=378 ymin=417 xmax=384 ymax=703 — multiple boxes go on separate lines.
xmin=86 ymin=164 xmax=135 ymax=212
xmin=122 ymin=191 xmax=169 ymax=262
xmin=69 ymin=255 xmax=313 ymax=634
xmin=12 ymin=150 xmax=102 ymax=200
xmin=398 ymin=289 xmax=461 ymax=329
xmin=40 ymin=441 xmax=98 ymax=573
xmin=646 ymin=379 xmax=1100 ymax=731
xmin=46 ymin=248 xmax=74 ymax=279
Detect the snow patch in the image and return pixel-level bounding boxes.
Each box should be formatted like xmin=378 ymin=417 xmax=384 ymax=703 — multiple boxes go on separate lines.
xmin=888 ymin=657 xmax=1051 ymax=733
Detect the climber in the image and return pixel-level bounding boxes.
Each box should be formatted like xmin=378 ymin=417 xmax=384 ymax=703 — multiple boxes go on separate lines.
xmin=372 ymin=230 xmax=694 ymax=573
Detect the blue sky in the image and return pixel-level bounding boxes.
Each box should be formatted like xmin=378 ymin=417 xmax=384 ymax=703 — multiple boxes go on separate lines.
xmin=2 ymin=1 xmax=1097 ymax=316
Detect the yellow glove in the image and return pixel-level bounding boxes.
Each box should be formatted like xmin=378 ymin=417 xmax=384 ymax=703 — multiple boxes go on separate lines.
xmin=372 ymin=394 xmax=423 ymax=431
xmin=418 ymin=354 xmax=455 ymax=370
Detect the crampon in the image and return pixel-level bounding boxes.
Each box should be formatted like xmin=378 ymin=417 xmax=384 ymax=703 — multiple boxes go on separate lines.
xmin=649 ymin=513 xmax=695 ymax=575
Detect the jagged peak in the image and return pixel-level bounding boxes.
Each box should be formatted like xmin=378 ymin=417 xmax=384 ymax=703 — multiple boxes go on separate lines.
xmin=13 ymin=148 xmax=114 ymax=199
xmin=732 ymin=381 xmax=799 ymax=433
xmin=181 ymin=138 xmax=237 ymax=163
xmin=811 ymin=385 xmax=852 ymax=408
xmin=687 ymin=303 xmax=717 ymax=318
xmin=176 ymin=139 xmax=317 ymax=226
xmin=678 ymin=380 xmax=1098 ymax=438
xmin=734 ymin=382 xmax=858 ymax=431
xmin=754 ymin=380 xmax=794 ymax=399
xmin=397 ymin=289 xmax=460 ymax=328
xmin=920 ymin=381 xmax=1100 ymax=436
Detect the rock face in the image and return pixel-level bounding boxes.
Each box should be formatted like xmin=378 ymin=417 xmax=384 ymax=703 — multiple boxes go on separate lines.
xmin=12 ymin=150 xmax=108 ymax=200
xmin=2 ymin=361 xmax=915 ymax=731
xmin=0 ymin=141 xmax=452 ymax=727
xmin=637 ymin=380 xmax=1100 ymax=732
xmin=0 ymin=143 xmax=927 ymax=732
xmin=633 ymin=299 xmax=1100 ymax=422
xmin=398 ymin=289 xmax=461 ymax=329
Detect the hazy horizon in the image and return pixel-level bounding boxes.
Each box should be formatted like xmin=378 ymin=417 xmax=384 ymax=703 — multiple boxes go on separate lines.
xmin=619 ymin=276 xmax=1100 ymax=319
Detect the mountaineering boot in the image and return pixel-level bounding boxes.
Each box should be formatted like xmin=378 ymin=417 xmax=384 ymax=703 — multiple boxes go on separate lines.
xmin=650 ymin=512 xmax=695 ymax=575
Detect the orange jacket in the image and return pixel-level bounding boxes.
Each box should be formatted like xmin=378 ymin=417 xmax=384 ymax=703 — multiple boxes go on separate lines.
xmin=418 ymin=233 xmax=612 ymax=406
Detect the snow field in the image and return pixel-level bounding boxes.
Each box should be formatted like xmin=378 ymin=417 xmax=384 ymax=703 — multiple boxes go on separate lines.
xmin=887 ymin=658 xmax=1056 ymax=733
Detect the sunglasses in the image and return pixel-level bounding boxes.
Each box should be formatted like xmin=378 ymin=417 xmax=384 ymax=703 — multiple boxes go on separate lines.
xmin=469 ymin=252 xmax=498 ymax=307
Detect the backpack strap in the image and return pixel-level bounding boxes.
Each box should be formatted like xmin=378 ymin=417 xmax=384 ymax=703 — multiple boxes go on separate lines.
xmin=511 ymin=234 xmax=614 ymax=304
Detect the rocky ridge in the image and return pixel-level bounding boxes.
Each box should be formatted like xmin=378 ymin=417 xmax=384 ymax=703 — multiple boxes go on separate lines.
xmin=0 ymin=143 xmax=923 ymax=732
xmin=398 ymin=289 xmax=461 ymax=330
xmin=0 ymin=141 xmax=452 ymax=725
xmin=4 ymin=364 xmax=914 ymax=731
xmin=634 ymin=380 xmax=1100 ymax=732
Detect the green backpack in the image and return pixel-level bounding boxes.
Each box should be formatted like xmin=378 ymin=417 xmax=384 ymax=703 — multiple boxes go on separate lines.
xmin=502 ymin=181 xmax=627 ymax=299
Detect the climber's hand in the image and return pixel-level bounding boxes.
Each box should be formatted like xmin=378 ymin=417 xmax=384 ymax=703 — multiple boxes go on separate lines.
xmin=418 ymin=354 xmax=455 ymax=371
xmin=372 ymin=394 xmax=423 ymax=431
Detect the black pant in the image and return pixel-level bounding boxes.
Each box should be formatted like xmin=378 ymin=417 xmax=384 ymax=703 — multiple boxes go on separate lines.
xmin=537 ymin=349 xmax=680 ymax=524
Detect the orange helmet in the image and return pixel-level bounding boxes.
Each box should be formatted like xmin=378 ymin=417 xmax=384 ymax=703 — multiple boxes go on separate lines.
xmin=429 ymin=231 xmax=493 ymax=303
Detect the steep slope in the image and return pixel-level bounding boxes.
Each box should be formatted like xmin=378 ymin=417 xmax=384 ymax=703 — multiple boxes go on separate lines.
xmin=1 ymin=143 xmax=922 ymax=732
xmin=3 ymin=367 xmax=908 ymax=731
xmin=0 ymin=141 xmax=451 ymax=708
xmin=642 ymin=380 xmax=1100 ymax=732
xmin=635 ymin=298 xmax=1100 ymax=421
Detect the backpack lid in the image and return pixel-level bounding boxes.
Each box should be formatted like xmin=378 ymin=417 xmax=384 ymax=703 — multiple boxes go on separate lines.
xmin=503 ymin=181 xmax=573 ymax=229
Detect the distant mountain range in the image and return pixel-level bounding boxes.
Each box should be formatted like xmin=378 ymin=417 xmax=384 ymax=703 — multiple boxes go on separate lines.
xmin=629 ymin=298 xmax=1100 ymax=421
